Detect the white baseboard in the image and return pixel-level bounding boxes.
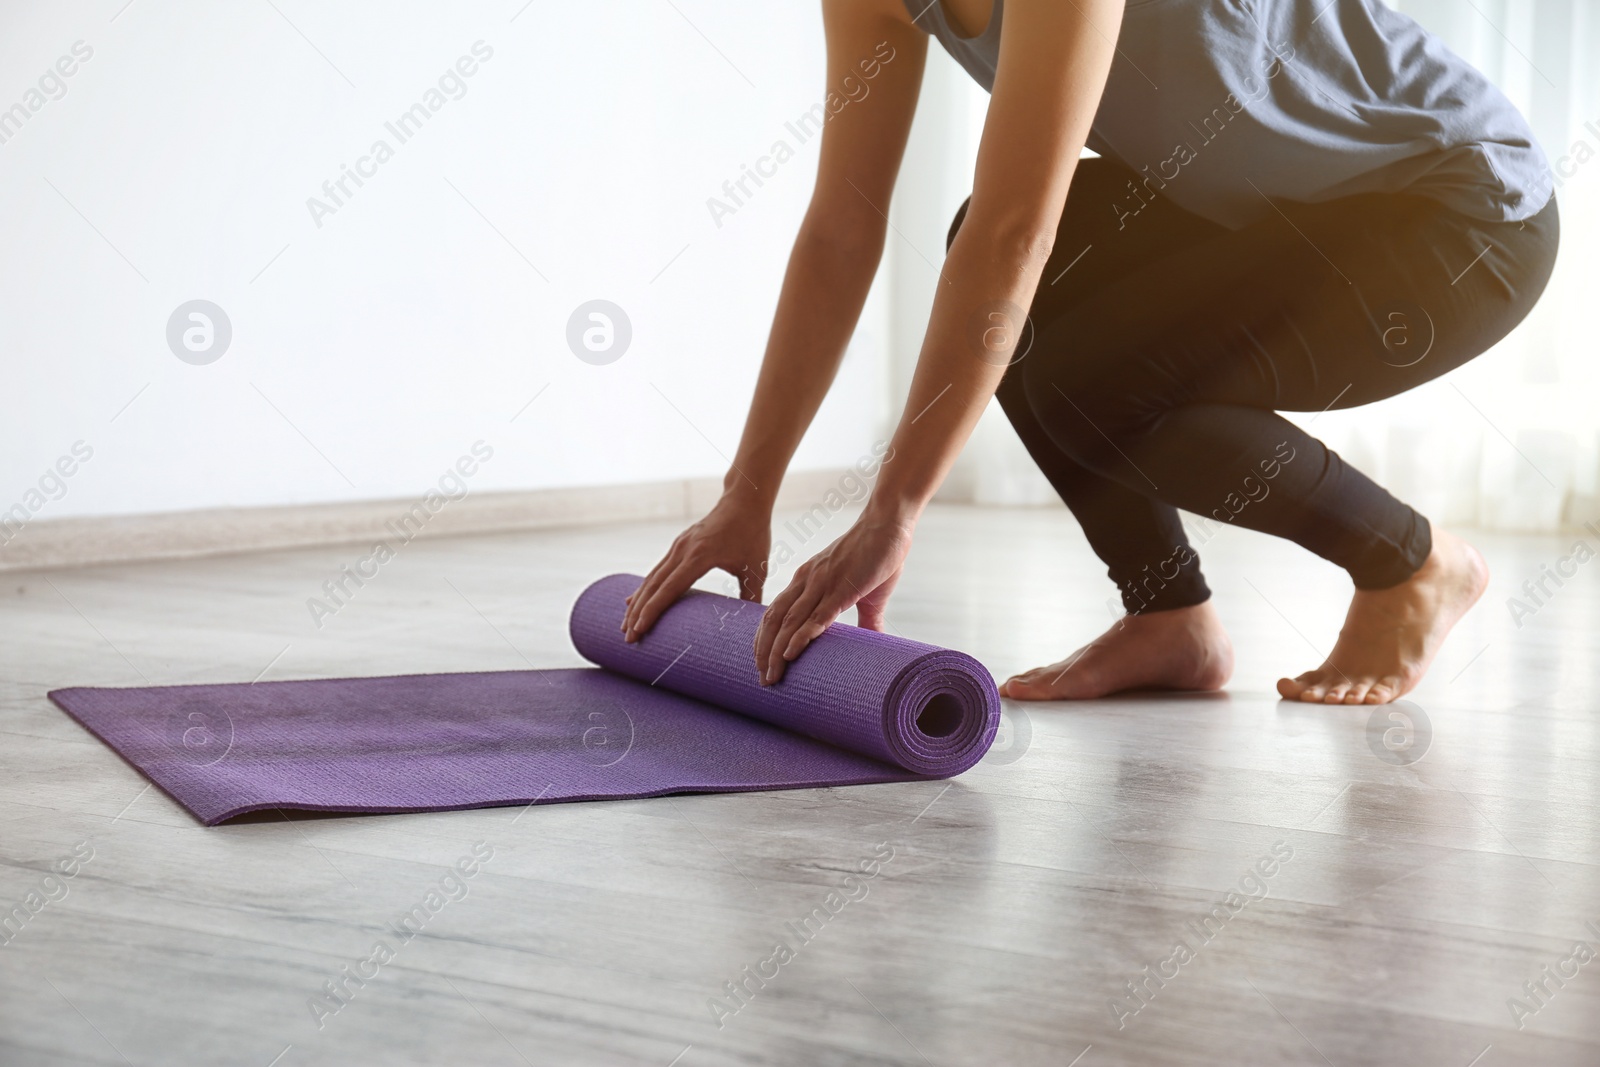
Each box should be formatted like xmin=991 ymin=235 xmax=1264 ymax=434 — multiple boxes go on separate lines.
xmin=0 ymin=469 xmax=852 ymax=573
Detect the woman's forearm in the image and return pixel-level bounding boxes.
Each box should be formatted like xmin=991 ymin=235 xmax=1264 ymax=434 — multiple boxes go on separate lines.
xmin=722 ymin=209 xmax=888 ymax=506
xmin=751 ymin=0 xmax=1120 ymax=679
xmin=866 ymin=214 xmax=1061 ymax=526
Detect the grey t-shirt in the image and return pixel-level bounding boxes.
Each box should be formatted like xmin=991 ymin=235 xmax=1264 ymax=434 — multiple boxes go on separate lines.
xmin=903 ymin=0 xmax=1552 ymax=229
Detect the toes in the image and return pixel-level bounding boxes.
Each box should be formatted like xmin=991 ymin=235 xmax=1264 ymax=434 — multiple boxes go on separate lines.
xmin=1001 ymin=672 xmax=1054 ymax=700
xmin=1365 ymin=676 xmax=1403 ymax=704
xmin=1281 ymin=671 xmax=1324 ymax=702
xmin=1323 ymin=681 xmax=1352 ymax=704
xmin=1343 ymin=681 xmax=1372 ymax=705
xmin=1294 ymin=673 xmax=1327 ymax=702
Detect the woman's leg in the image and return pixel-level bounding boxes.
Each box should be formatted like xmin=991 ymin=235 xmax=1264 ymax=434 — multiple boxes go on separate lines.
xmin=949 ymin=159 xmax=1244 ymax=697
xmin=1015 ymin=184 xmax=1560 ymax=702
xmin=953 ymin=160 xmax=1229 ymax=614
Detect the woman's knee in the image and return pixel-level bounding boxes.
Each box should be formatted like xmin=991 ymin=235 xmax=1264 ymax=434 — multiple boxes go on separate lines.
xmin=1016 ymin=346 xmax=1134 ymax=469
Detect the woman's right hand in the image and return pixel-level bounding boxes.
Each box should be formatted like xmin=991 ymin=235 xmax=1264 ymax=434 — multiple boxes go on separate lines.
xmin=621 ymin=494 xmax=772 ymax=642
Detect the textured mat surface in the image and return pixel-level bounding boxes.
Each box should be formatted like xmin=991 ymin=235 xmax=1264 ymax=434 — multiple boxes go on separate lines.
xmin=49 ymin=574 xmax=1001 ymax=824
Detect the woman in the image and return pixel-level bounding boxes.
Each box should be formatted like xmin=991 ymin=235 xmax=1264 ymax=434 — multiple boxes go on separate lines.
xmin=622 ymin=0 xmax=1558 ymax=705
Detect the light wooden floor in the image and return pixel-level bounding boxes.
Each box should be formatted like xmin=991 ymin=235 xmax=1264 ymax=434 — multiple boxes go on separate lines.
xmin=2 ymin=503 xmax=1598 ymax=1066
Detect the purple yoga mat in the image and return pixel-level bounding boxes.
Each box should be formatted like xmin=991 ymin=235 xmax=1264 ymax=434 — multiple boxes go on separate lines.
xmin=49 ymin=574 xmax=1000 ymax=825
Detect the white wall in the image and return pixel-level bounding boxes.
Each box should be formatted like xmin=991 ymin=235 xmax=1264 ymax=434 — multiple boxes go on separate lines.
xmin=0 ymin=1 xmax=890 ymax=523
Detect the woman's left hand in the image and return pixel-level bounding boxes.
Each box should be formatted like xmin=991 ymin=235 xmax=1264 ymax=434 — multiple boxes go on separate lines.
xmin=753 ymin=513 xmax=915 ymax=685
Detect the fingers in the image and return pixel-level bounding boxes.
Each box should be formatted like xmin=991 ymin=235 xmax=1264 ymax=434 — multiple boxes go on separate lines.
xmin=623 ymin=537 xmax=685 ymax=636
xmin=736 ymin=563 xmax=765 ymax=604
xmin=753 ymin=567 xmax=808 ymax=681
xmin=763 ymin=585 xmax=828 ymax=685
xmin=782 ymin=614 xmax=835 ymax=662
xmin=625 ymin=557 xmax=703 ymax=642
xmin=761 ymin=562 xmax=858 ymax=685
xmin=854 ymin=570 xmax=901 ymax=632
xmin=754 ymin=551 xmax=901 ymax=683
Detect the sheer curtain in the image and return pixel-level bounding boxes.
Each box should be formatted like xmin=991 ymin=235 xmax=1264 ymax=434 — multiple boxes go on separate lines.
xmin=906 ymin=0 xmax=1600 ymax=532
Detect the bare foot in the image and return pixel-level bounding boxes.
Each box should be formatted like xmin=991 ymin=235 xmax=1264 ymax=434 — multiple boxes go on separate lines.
xmin=1000 ymin=601 xmax=1234 ymax=700
xmin=1277 ymin=525 xmax=1488 ymax=705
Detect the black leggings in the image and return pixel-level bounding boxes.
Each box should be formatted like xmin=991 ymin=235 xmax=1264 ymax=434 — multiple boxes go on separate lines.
xmin=947 ymin=157 xmax=1560 ymax=614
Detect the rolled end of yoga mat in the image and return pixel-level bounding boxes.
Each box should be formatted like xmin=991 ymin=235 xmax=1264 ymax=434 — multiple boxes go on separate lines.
xmin=570 ymin=574 xmax=1001 ymax=777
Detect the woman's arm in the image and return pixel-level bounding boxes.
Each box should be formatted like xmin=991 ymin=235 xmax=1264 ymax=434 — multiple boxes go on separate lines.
xmin=622 ymin=0 xmax=928 ymax=640
xmin=754 ymin=0 xmax=1127 ymax=683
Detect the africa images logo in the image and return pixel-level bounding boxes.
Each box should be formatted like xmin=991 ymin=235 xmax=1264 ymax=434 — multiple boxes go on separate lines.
xmin=166 ymin=300 xmax=232 ymax=365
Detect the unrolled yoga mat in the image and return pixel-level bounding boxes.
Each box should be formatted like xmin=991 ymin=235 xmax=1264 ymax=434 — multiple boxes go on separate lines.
xmin=49 ymin=573 xmax=1000 ymax=825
